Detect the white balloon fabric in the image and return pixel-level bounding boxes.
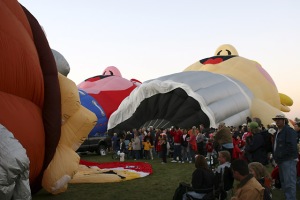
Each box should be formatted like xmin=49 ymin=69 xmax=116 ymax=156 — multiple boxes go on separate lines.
xmin=0 ymin=124 xmax=31 ymax=200
xmin=108 ymin=71 xmax=253 ymax=130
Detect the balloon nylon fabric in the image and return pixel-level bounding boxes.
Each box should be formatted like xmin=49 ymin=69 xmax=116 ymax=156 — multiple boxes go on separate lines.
xmin=0 ymin=125 xmax=31 ymax=200
xmin=108 ymin=71 xmax=253 ymax=131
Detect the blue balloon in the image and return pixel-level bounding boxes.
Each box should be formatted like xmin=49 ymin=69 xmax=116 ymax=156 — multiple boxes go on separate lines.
xmin=79 ymin=89 xmax=108 ymax=136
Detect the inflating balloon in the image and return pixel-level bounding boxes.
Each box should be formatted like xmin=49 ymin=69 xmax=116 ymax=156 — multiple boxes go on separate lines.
xmin=78 ymin=66 xmax=142 ymax=134
xmin=0 ymin=0 xmax=96 ymax=196
xmin=79 ymin=89 xmax=108 ymax=136
xmin=108 ymin=44 xmax=293 ymax=130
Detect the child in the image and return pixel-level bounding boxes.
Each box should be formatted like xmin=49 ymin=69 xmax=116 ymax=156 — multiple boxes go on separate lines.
xmin=160 ymin=133 xmax=167 ymax=164
xmin=206 ymin=138 xmax=214 ymax=163
xmin=128 ymin=138 xmax=134 ymax=159
xmin=143 ymin=139 xmax=153 ymax=160
xmin=156 ymin=135 xmax=162 ymax=158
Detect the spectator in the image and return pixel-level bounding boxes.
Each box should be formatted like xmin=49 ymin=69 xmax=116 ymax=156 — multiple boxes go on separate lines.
xmin=132 ymin=133 xmax=141 ymax=160
xmin=111 ymin=133 xmax=119 ymax=152
xmin=231 ymin=159 xmax=264 ymax=200
xmin=160 ymin=132 xmax=168 ymax=164
xmin=248 ymin=162 xmax=272 ymax=200
xmin=170 ymin=126 xmax=183 ymax=163
xmin=144 ymin=131 xmax=154 ymax=160
xmin=181 ymin=129 xmax=190 ymax=163
xmin=205 ymin=138 xmax=214 ymax=163
xmin=272 ymin=114 xmax=298 ymax=200
xmin=232 ymin=135 xmax=245 ymax=160
xmin=182 ymin=155 xmax=214 ymax=200
xmin=244 ymin=122 xmax=268 ymax=165
xmin=214 ymin=150 xmax=234 ymax=200
xmin=188 ymin=127 xmax=198 ymax=163
xmin=142 ymin=139 xmax=153 ymax=160
xmin=197 ymin=124 xmax=205 ymax=156
xmin=294 ymin=121 xmax=300 ymax=143
xmin=214 ymin=122 xmax=233 ymax=157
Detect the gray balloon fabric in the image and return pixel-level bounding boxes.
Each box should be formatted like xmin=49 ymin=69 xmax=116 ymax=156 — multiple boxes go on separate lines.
xmin=0 ymin=124 xmax=31 ymax=200
xmin=51 ymin=49 xmax=70 ymax=76
xmin=108 ymin=71 xmax=253 ymax=131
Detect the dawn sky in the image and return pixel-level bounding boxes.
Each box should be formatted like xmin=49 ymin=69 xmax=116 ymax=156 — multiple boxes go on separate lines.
xmin=19 ymin=0 xmax=300 ymax=120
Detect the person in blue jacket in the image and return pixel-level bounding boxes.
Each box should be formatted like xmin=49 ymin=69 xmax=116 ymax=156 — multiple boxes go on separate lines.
xmin=272 ymin=114 xmax=298 ymax=200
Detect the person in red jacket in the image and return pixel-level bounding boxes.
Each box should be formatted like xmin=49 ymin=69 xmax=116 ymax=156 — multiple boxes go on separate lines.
xmin=170 ymin=126 xmax=183 ymax=163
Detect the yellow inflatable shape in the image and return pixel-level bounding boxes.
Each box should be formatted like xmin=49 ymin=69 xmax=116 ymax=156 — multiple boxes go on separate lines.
xmin=214 ymin=44 xmax=239 ymax=56
xmin=184 ymin=44 xmax=292 ymax=125
xmin=42 ymin=74 xmax=97 ymax=194
xmin=69 ymin=165 xmax=141 ymax=184
xmin=279 ymin=93 xmax=293 ymax=112
xmin=58 ymin=73 xmax=81 ymax=125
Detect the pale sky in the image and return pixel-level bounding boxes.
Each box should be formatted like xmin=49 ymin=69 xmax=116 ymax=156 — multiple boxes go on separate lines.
xmin=19 ymin=0 xmax=300 ymax=120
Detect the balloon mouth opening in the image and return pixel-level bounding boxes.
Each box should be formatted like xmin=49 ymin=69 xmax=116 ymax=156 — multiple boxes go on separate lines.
xmin=200 ymin=55 xmax=237 ymax=65
xmin=108 ymin=88 xmax=210 ymax=132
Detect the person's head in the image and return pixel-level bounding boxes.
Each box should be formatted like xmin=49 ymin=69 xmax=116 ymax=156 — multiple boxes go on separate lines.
xmin=218 ymin=150 xmax=231 ymax=164
xmin=272 ymin=114 xmax=287 ymax=129
xmin=248 ymin=121 xmax=260 ymax=134
xmin=199 ymin=124 xmax=204 ymax=131
xmin=248 ymin=162 xmax=270 ymax=181
xmin=195 ymin=155 xmax=209 ymax=169
xmin=246 ymin=116 xmax=252 ymax=123
xmin=231 ymin=159 xmax=249 ymax=181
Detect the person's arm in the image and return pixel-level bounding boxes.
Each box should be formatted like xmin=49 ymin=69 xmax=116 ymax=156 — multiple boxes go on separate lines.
xmin=285 ymin=127 xmax=298 ymax=155
xmin=247 ymin=134 xmax=264 ymax=152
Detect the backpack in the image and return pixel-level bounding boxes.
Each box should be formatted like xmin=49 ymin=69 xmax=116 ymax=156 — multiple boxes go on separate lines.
xmin=214 ymin=166 xmax=234 ymax=200
xmin=263 ymin=185 xmax=272 ymax=200
xmin=173 ymin=182 xmax=191 ymax=200
xmin=260 ymin=130 xmax=273 ymax=153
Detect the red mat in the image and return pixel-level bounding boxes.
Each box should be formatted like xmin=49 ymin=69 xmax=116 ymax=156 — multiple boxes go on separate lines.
xmin=80 ymin=160 xmax=153 ymax=175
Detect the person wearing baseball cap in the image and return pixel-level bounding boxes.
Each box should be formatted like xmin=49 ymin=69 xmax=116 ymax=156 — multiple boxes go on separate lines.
xmin=272 ymin=113 xmax=298 ymax=200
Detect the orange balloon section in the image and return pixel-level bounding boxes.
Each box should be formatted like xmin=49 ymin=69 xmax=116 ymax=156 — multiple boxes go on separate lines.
xmin=0 ymin=0 xmax=45 ymax=189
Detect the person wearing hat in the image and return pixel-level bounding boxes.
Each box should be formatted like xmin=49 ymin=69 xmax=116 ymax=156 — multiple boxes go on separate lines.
xmin=272 ymin=114 xmax=298 ymax=200
xmin=244 ymin=122 xmax=268 ymax=165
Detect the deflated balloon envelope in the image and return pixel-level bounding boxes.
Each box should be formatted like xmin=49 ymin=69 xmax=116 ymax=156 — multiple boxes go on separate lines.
xmin=108 ymin=71 xmax=253 ymax=131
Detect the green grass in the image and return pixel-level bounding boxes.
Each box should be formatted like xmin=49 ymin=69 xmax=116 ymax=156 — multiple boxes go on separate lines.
xmin=33 ymin=152 xmax=298 ymax=200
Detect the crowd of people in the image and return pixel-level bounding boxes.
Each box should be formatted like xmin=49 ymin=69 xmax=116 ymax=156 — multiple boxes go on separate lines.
xmin=109 ymin=113 xmax=300 ymax=200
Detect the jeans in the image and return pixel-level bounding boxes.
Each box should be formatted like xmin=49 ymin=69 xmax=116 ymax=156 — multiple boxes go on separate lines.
xmin=173 ymin=144 xmax=182 ymax=161
xmin=134 ymin=150 xmax=140 ymax=160
xmin=278 ymin=159 xmax=297 ymax=200
xmin=181 ymin=146 xmax=189 ymax=161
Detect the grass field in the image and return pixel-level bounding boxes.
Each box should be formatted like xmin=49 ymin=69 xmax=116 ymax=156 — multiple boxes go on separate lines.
xmin=33 ymin=152 xmax=299 ymax=200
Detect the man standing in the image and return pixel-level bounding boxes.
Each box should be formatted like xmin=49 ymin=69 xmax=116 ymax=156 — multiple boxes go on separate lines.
xmin=170 ymin=126 xmax=183 ymax=163
xmin=231 ymin=159 xmax=264 ymax=200
xmin=195 ymin=125 xmax=205 ymax=156
xmin=272 ymin=114 xmax=298 ymax=200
